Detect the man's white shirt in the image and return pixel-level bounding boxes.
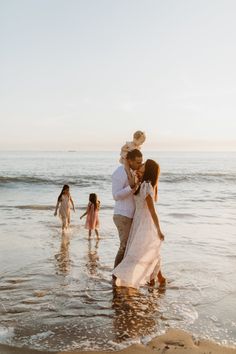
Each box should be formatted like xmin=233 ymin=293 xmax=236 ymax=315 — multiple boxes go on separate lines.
xmin=112 ymin=165 xmax=135 ymax=218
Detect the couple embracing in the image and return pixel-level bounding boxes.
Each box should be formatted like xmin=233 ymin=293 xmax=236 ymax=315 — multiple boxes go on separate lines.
xmin=112 ymin=149 xmax=166 ymax=289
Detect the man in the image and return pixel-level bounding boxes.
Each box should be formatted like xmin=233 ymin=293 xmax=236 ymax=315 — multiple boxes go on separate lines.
xmin=112 ymin=149 xmax=143 ymax=268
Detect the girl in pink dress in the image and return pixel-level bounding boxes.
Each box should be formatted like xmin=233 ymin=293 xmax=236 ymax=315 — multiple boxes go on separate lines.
xmin=80 ymin=193 xmax=100 ymax=239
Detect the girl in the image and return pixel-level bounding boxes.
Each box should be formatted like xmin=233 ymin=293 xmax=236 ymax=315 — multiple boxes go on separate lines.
xmin=113 ymin=159 xmax=166 ymax=289
xmin=54 ymin=185 xmax=75 ymax=230
xmin=80 ymin=193 xmax=100 ymax=239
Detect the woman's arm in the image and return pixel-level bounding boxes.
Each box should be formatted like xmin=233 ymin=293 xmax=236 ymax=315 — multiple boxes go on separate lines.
xmin=146 ymin=194 xmax=164 ymax=240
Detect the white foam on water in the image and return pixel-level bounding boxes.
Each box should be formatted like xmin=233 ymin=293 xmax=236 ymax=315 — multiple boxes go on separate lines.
xmin=141 ymin=329 xmax=166 ymax=345
xmin=0 ymin=326 xmax=14 ymax=342
xmin=29 ymin=330 xmax=54 ymax=342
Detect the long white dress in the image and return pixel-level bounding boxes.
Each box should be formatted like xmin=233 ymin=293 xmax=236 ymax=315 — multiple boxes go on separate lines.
xmin=113 ymin=181 xmax=162 ymax=289
xmin=59 ymin=194 xmax=71 ymax=227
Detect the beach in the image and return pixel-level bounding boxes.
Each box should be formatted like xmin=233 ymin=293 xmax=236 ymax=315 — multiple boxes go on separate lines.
xmin=0 ymin=151 xmax=236 ymax=352
xmin=2 ymin=0 xmax=236 ymax=351
xmin=1 ymin=329 xmax=236 ymax=354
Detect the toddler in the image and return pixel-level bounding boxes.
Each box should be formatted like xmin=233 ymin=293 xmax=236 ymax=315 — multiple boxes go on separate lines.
xmin=119 ymin=130 xmax=146 ymax=164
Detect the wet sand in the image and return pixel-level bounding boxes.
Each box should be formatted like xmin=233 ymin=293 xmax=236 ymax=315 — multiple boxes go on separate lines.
xmin=1 ymin=329 xmax=236 ymax=354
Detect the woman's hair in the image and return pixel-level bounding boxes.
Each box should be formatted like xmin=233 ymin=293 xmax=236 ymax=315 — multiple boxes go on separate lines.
xmin=58 ymin=184 xmax=69 ymax=202
xmin=89 ymin=193 xmax=99 ymax=209
xmin=135 ymin=159 xmax=160 ymax=200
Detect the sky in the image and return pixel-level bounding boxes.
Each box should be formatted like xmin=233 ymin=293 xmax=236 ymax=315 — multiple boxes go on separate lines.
xmin=1 ymin=0 xmax=236 ymax=151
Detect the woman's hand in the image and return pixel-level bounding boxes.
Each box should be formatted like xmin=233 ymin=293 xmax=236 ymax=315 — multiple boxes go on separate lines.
xmin=132 ymin=182 xmax=141 ymax=193
xmin=158 ymin=231 xmax=165 ymax=241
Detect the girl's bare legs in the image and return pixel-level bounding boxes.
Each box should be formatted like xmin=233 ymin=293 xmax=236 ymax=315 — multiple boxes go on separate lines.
xmin=95 ymin=229 xmax=100 ymax=240
xmin=88 ymin=230 xmax=92 ymax=239
xmin=62 ymin=218 xmax=67 ymax=231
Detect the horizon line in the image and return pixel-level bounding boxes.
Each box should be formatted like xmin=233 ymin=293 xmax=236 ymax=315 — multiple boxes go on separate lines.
xmin=0 ymin=149 xmax=236 ymax=153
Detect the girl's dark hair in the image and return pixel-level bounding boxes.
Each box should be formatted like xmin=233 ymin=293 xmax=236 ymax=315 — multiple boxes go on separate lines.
xmin=89 ymin=193 xmax=99 ymax=209
xmin=134 ymin=159 xmax=160 ymax=199
xmin=58 ymin=184 xmax=69 ymax=202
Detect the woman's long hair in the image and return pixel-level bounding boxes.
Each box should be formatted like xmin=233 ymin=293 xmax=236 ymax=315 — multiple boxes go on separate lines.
xmin=135 ymin=159 xmax=160 ymax=201
xmin=89 ymin=193 xmax=99 ymax=210
xmin=58 ymin=184 xmax=69 ymax=202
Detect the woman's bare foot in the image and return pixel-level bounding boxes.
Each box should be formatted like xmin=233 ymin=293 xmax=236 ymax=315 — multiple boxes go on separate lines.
xmin=158 ymin=275 xmax=166 ymax=287
xmin=148 ymin=278 xmax=155 ymax=287
xmin=157 ymin=270 xmax=166 ymax=287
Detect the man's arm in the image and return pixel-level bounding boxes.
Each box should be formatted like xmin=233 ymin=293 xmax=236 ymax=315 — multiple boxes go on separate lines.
xmin=112 ymin=172 xmax=133 ymax=201
xmin=124 ymin=159 xmax=136 ymax=188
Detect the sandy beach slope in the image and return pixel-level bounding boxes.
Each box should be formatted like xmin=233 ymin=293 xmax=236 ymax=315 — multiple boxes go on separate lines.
xmin=0 ymin=329 xmax=235 ymax=354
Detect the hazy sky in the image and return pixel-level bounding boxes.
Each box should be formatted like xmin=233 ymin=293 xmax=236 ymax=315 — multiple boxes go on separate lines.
xmin=1 ymin=0 xmax=236 ymax=151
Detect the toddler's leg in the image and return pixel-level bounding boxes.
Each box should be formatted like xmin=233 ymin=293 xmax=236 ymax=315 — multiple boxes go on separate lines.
xmin=88 ymin=230 xmax=92 ymax=238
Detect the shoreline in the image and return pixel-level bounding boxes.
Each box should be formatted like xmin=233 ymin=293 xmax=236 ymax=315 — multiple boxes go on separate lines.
xmin=1 ymin=329 xmax=236 ymax=354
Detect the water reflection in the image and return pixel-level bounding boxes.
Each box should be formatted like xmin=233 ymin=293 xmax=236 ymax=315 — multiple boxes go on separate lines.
xmin=55 ymin=231 xmax=70 ymax=274
xmin=112 ymin=285 xmax=166 ymax=342
xmin=86 ymin=239 xmax=100 ymax=275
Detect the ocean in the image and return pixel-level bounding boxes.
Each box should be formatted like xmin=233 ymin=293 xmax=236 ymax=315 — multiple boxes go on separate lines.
xmin=0 ymin=150 xmax=236 ymax=351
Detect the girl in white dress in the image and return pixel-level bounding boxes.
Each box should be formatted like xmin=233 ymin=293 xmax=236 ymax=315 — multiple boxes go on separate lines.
xmin=54 ymin=185 xmax=75 ymax=230
xmin=113 ymin=159 xmax=166 ymax=289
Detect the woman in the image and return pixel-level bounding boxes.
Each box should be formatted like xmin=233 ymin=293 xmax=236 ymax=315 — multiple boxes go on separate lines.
xmin=112 ymin=159 xmax=166 ymax=289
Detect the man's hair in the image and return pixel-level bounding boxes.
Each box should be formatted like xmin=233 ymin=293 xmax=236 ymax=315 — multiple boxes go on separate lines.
xmin=126 ymin=149 xmax=142 ymax=160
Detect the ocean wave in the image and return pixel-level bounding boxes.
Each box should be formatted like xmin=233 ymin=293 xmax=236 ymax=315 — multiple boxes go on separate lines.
xmin=160 ymin=172 xmax=236 ymax=183
xmin=0 ymin=171 xmax=235 ymax=186
xmin=0 ymin=175 xmax=111 ymax=186
xmin=0 ymin=204 xmax=114 ymax=211
xmin=15 ymin=205 xmax=54 ymax=211
xmin=168 ymin=212 xmax=196 ymax=219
